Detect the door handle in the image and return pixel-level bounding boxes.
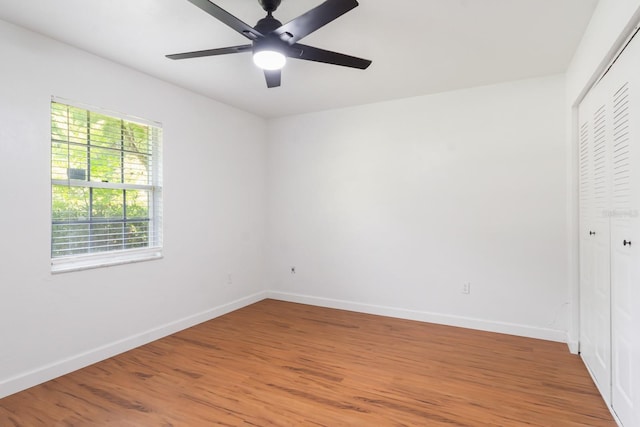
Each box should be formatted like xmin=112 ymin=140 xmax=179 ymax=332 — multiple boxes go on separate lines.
xmin=589 ymin=231 xmax=596 ymax=236
xmin=624 ymin=240 xmax=632 ymax=246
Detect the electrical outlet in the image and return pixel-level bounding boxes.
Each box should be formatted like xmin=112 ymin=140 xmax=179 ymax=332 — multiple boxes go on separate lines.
xmin=462 ymin=282 xmax=471 ymax=294
xmin=227 ymin=273 xmax=233 ymax=285
xmin=290 ymin=266 xmax=296 ymax=274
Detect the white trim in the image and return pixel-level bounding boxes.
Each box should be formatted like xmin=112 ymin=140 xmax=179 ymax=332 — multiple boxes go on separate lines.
xmin=567 ymin=339 xmax=579 ymax=355
xmin=0 ymin=291 xmax=268 ymax=399
xmin=595 ymin=25 xmax=640 ymax=87
xmin=51 ymin=247 xmax=163 ymax=273
xmin=52 ymin=179 xmax=156 ymax=191
xmin=570 ymin=10 xmax=640 ymax=109
xmin=266 ymin=291 xmax=568 ymax=343
xmin=566 ymin=103 xmax=581 ymax=356
xmin=51 ymin=96 xmax=162 ymax=128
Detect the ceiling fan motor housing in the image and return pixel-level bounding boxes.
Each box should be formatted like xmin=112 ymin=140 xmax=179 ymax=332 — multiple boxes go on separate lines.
xmin=258 ymin=0 xmax=281 ymax=13
xmin=254 ymin=15 xmax=283 ymax=34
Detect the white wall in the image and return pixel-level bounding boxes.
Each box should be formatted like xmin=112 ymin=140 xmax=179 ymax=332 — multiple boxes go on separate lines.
xmin=5 ymin=0 xmax=629 ymax=399
xmin=565 ymin=0 xmax=640 ymax=351
xmin=266 ymin=75 xmax=569 ymax=341
xmin=0 ymin=19 xmax=267 ymax=398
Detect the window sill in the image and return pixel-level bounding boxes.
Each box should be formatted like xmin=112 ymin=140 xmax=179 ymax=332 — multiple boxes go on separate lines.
xmin=51 ymin=247 xmax=163 ymax=274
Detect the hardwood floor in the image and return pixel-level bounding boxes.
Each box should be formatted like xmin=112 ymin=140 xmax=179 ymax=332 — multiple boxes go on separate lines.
xmin=0 ymin=299 xmax=616 ymax=426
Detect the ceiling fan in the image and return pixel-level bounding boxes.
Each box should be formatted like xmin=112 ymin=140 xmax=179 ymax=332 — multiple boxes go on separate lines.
xmin=166 ymin=0 xmax=372 ymax=88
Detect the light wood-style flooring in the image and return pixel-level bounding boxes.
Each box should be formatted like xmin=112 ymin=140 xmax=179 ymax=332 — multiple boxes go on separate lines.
xmin=0 ymin=299 xmax=616 ymax=426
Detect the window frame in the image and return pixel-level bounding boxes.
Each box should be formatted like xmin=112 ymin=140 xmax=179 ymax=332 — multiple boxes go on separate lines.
xmin=50 ymin=97 xmax=163 ymax=273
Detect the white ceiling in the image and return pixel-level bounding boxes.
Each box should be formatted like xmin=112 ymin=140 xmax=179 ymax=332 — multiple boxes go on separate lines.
xmin=0 ymin=0 xmax=598 ymax=118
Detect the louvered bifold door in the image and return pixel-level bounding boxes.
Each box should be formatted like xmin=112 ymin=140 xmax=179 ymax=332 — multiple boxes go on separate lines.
xmin=578 ymin=113 xmax=594 ymax=379
xmin=606 ymin=31 xmax=640 ymax=427
xmin=579 ymin=29 xmax=640 ymax=427
xmin=578 ymin=85 xmax=612 ymax=404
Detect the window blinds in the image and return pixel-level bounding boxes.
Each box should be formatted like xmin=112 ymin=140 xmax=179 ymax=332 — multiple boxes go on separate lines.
xmin=51 ymin=99 xmax=163 ymax=267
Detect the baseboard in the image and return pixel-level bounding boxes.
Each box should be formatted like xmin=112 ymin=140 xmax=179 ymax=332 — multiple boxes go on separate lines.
xmin=1 ymin=289 xmax=570 ymax=400
xmin=0 ymin=290 xmax=267 ymax=399
xmin=267 ymin=291 xmax=568 ymax=343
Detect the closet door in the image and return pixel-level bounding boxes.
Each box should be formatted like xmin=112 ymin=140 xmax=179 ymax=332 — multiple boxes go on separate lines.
xmin=579 ymin=30 xmax=640 ymax=427
xmin=608 ymin=32 xmax=640 ymax=427
xmin=578 ymin=101 xmax=595 ymax=381
xmin=578 ymin=82 xmax=612 ymax=404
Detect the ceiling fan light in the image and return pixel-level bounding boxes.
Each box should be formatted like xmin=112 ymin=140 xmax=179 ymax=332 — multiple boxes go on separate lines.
xmin=253 ymin=50 xmax=286 ymax=70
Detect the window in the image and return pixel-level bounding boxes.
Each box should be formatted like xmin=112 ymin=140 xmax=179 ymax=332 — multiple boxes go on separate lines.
xmin=51 ymin=99 xmax=162 ymax=272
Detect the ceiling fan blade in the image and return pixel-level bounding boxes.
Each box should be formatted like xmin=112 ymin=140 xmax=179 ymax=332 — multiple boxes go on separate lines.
xmin=273 ymin=0 xmax=358 ymax=44
xmin=264 ymin=70 xmax=282 ymax=88
xmin=166 ymin=44 xmax=252 ymax=60
xmin=187 ymin=0 xmax=263 ymax=40
xmin=289 ymin=43 xmax=371 ymax=69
